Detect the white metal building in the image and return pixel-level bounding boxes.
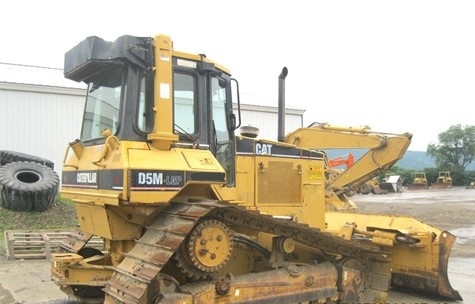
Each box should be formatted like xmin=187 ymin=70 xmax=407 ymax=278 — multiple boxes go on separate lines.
xmin=0 ymin=63 xmax=86 ymax=176
xmin=0 ymin=63 xmax=304 ymax=177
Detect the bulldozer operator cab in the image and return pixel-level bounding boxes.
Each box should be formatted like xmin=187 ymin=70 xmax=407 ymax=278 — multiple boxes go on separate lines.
xmin=66 ymin=35 xmax=238 ymax=187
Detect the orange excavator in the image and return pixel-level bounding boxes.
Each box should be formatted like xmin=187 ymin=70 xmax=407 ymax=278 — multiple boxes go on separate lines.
xmin=328 ymin=153 xmax=357 ymax=197
xmin=329 ymin=153 xmax=354 ymax=169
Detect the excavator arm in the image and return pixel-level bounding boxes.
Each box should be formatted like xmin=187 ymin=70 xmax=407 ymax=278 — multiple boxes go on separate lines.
xmin=284 ymin=122 xmax=412 ymax=195
xmin=285 ymin=123 xmax=461 ymax=301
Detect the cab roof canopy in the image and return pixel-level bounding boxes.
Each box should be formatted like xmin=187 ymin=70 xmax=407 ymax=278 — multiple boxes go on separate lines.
xmin=64 ymin=35 xmax=153 ymax=84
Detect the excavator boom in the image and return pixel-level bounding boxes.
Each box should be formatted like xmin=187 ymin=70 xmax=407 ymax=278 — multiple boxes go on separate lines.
xmin=279 ymin=94 xmax=459 ymax=300
xmin=284 ymin=124 xmax=460 ymax=300
xmin=285 ymin=123 xmax=412 ymax=195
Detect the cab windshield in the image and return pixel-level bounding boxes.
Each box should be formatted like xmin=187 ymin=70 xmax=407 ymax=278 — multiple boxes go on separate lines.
xmin=80 ymin=70 xmax=122 ymax=141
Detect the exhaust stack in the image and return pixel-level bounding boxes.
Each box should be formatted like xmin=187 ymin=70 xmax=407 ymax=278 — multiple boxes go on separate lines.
xmin=278 ymin=67 xmax=288 ymax=142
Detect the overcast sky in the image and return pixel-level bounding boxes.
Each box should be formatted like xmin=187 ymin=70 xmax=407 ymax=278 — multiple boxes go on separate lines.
xmin=2 ymin=0 xmax=474 ymax=151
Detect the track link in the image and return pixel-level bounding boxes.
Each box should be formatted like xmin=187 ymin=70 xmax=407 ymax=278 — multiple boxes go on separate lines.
xmin=103 ymin=202 xmax=215 ymax=304
xmin=103 ymin=200 xmax=390 ymax=303
xmin=58 ymin=229 xmax=94 ymax=253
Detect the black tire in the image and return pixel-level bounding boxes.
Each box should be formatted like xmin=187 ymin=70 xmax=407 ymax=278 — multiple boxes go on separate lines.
xmin=0 ymin=150 xmax=54 ymax=169
xmin=358 ymin=183 xmax=372 ymax=195
xmin=0 ymin=161 xmax=60 ymax=211
xmin=345 ymin=189 xmax=355 ymax=197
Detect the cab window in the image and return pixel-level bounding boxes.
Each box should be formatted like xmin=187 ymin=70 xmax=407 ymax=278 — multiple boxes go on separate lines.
xmin=174 ymin=73 xmax=196 ymax=134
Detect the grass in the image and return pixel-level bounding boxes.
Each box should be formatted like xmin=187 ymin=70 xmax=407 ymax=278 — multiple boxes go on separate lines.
xmin=0 ymin=197 xmax=78 ymax=256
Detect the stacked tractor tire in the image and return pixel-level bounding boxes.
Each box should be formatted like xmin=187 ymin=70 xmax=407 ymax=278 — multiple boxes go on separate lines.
xmin=0 ymin=151 xmax=59 ymax=211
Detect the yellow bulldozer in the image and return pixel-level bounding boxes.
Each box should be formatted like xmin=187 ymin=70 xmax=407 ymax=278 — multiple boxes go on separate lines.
xmin=50 ymin=34 xmax=461 ymax=303
xmin=407 ymin=171 xmax=429 ymax=190
xmin=432 ymin=171 xmax=453 ymax=189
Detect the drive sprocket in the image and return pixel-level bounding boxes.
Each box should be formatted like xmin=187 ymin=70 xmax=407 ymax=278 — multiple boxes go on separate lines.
xmin=175 ymin=219 xmax=233 ymax=278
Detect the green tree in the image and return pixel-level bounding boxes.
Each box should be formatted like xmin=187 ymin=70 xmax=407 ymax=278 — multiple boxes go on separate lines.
xmin=427 ymin=124 xmax=475 ymax=171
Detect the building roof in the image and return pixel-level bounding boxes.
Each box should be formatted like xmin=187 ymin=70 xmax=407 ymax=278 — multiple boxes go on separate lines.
xmin=0 ymin=62 xmax=86 ymax=89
